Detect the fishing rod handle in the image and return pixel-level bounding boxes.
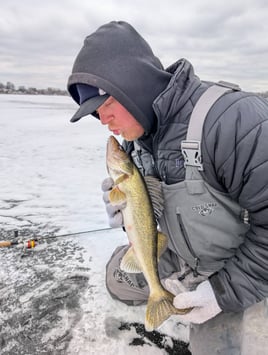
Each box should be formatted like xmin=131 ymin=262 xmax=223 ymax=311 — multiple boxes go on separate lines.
xmin=0 ymin=241 xmax=12 ymax=248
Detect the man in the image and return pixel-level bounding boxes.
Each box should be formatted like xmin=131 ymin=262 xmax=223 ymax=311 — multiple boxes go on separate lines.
xmin=67 ymin=21 xmax=268 ymax=354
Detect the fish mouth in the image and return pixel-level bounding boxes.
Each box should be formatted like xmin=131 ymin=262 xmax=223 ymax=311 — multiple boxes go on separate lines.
xmin=106 ymin=135 xmax=133 ymax=176
xmin=107 ymin=135 xmax=125 ymax=156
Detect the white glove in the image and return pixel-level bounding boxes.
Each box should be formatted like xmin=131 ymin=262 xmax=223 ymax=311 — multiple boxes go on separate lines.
xmin=172 ymin=280 xmax=222 ymax=324
xmin=162 ymin=272 xmax=188 ymax=294
xmin=101 ymin=177 xmax=126 ymax=228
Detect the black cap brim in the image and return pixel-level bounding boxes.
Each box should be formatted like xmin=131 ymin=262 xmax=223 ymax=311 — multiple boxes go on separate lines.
xmin=70 ymin=94 xmax=109 ymax=122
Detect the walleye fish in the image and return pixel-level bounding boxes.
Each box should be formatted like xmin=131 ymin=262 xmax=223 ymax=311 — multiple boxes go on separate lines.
xmin=106 ymin=135 xmax=191 ymax=331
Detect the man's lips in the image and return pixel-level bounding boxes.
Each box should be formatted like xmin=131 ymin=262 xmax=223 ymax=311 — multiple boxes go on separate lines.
xmin=109 ymin=128 xmax=120 ymax=135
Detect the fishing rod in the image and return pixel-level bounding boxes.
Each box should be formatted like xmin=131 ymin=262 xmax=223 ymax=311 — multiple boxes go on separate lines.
xmin=0 ymin=239 xmax=37 ymax=249
xmin=0 ymin=226 xmax=115 ymax=249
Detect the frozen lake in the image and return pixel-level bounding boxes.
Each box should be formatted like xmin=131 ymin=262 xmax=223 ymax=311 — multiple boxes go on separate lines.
xmin=0 ymin=94 xmax=190 ymax=354
xmin=0 ymin=94 xmax=112 ymax=233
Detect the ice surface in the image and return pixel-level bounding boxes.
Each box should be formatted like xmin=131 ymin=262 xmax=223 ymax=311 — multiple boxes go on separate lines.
xmin=0 ymin=94 xmax=190 ymax=354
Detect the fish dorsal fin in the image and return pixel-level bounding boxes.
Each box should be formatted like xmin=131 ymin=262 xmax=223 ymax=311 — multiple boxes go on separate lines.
xmin=144 ymin=176 xmax=164 ymax=220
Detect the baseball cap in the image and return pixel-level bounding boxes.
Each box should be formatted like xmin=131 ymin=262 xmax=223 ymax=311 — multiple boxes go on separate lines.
xmin=70 ymin=83 xmax=109 ymax=122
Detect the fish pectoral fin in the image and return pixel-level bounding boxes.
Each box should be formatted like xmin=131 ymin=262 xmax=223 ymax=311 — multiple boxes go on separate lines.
xmin=157 ymin=231 xmax=168 ymax=261
xmin=109 ymin=187 xmax=126 ymax=204
xmin=114 ymin=173 xmax=128 ymax=185
xmin=120 ymin=246 xmax=142 ymax=273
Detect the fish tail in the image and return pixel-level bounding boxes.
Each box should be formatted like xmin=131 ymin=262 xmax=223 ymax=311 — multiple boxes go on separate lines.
xmin=145 ymin=289 xmax=191 ymax=332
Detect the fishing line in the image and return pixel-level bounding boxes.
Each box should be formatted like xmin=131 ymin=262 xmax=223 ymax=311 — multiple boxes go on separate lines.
xmin=40 ymin=226 xmax=116 ymax=240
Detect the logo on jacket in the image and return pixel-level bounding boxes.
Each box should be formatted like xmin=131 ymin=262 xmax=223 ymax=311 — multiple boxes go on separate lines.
xmin=192 ymin=202 xmax=217 ymax=216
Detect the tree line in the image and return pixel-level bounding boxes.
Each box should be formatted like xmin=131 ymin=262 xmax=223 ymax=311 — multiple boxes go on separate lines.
xmin=0 ymin=81 xmax=68 ymax=96
xmin=0 ymin=80 xmax=267 ymax=98
xmin=259 ymin=91 xmax=268 ymax=98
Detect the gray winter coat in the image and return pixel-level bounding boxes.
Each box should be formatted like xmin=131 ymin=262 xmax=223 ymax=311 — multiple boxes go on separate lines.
xmin=132 ymin=59 xmax=268 ymax=312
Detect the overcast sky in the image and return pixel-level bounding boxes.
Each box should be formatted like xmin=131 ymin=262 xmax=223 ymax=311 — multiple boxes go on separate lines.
xmin=1 ymin=0 xmax=267 ymax=92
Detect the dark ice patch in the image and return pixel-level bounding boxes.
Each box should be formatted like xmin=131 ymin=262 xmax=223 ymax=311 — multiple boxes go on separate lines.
xmin=105 ymin=316 xmax=191 ymax=354
xmin=0 ymin=226 xmax=92 ymax=355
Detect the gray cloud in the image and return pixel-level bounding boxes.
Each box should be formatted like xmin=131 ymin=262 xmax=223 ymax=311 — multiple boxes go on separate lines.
xmin=0 ymin=0 xmax=267 ymax=92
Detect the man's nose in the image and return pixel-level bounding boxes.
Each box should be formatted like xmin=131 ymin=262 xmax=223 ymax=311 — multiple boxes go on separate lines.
xmin=99 ymin=112 xmax=113 ymax=125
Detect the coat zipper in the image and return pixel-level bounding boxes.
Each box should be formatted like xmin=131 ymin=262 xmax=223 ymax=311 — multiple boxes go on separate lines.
xmin=177 ymin=214 xmax=200 ymax=277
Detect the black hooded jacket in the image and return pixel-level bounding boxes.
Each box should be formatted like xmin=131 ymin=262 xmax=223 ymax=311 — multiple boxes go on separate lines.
xmin=67 ymin=21 xmax=268 ymax=312
xmin=68 ymin=21 xmax=171 ymax=134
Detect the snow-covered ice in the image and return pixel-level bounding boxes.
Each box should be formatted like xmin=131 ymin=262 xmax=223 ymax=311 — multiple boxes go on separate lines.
xmin=0 ymin=94 xmax=190 ymax=354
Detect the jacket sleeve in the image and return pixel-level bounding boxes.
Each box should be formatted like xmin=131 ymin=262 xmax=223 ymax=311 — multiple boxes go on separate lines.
xmin=202 ymin=92 xmax=268 ymax=312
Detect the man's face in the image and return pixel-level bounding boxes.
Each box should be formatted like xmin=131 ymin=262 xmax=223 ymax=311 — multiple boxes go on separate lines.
xmin=97 ymin=97 xmax=145 ymax=141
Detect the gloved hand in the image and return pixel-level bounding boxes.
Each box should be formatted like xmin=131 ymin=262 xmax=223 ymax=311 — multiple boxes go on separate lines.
xmin=162 ymin=272 xmax=188 ymax=294
xmin=101 ymin=177 xmax=126 ymax=228
xmin=172 ymin=280 xmax=222 ymax=324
